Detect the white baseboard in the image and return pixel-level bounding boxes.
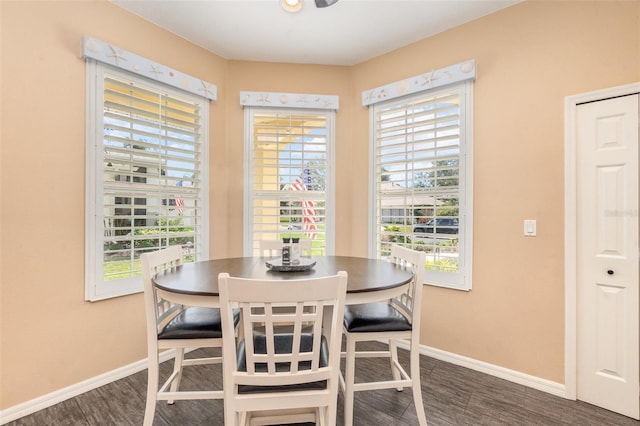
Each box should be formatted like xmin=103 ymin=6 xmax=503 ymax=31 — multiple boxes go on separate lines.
xmin=0 ymin=350 xmax=177 ymax=425
xmin=0 ymin=344 xmax=569 ymax=424
xmin=394 ymin=340 xmax=568 ymax=398
xmin=425 ymin=346 xmax=566 ymax=398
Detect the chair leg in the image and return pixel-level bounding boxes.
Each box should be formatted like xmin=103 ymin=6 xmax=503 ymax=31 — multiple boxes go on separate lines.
xmin=318 ymin=406 xmax=326 ymax=426
xmin=343 ymin=336 xmax=357 ymax=426
xmin=389 ymin=338 xmax=403 ymax=391
xmin=168 ymin=348 xmax=185 ymax=404
xmin=410 ymin=339 xmax=428 ymax=426
xmin=326 ymin=391 xmax=337 ymax=426
xmin=144 ymin=352 xmax=159 ymax=426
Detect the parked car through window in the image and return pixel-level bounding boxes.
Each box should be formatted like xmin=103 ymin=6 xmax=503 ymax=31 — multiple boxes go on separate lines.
xmin=413 ymin=218 xmax=459 ymax=235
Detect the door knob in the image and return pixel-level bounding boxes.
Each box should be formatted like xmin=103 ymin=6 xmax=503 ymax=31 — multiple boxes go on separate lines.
xmin=607 ymin=269 xmax=614 ymax=275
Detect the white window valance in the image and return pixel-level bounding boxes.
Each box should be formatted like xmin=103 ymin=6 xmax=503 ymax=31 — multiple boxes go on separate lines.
xmin=240 ymin=91 xmax=339 ymax=110
xmin=362 ymin=59 xmax=476 ymax=106
xmin=82 ymin=36 xmax=217 ymax=101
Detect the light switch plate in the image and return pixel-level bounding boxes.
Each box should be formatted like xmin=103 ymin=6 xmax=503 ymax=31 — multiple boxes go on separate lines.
xmin=524 ymin=219 xmax=536 ymax=236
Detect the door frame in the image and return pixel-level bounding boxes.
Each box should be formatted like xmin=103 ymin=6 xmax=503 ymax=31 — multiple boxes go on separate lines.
xmin=564 ymin=81 xmax=640 ymax=400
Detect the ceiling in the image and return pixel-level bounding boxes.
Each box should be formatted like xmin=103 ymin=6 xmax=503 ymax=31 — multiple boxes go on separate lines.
xmin=111 ymin=0 xmax=519 ymax=66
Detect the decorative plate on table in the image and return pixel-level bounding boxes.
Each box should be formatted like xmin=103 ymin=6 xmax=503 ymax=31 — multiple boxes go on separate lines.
xmin=265 ymin=258 xmax=316 ymax=272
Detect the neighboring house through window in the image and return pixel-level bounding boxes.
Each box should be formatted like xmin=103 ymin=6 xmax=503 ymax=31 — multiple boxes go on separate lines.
xmin=366 ymin=61 xmax=475 ymax=290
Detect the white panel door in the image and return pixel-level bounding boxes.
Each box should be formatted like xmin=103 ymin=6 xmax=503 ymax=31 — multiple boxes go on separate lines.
xmin=576 ymin=94 xmax=639 ymax=419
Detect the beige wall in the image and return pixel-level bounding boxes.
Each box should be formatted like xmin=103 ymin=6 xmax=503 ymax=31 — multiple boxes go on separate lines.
xmin=1 ymin=0 xmax=638 ymax=412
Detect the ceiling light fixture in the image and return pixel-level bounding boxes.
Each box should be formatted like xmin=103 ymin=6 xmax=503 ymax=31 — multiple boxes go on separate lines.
xmin=281 ymin=0 xmax=302 ymax=13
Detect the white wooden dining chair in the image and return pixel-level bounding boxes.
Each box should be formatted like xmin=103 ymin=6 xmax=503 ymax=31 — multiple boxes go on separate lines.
xmin=258 ymin=239 xmax=282 ymax=257
xmin=141 ymin=246 xmax=231 ymax=426
xmin=218 ymin=271 xmax=348 ymax=426
xmin=339 ymin=244 xmax=428 ymax=426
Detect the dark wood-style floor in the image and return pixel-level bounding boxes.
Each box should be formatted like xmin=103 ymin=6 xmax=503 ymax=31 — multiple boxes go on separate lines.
xmin=6 ymin=342 xmax=640 ymax=426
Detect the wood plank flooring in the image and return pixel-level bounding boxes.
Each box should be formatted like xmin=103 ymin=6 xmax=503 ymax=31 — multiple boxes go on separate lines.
xmin=6 ymin=341 xmax=640 ymax=425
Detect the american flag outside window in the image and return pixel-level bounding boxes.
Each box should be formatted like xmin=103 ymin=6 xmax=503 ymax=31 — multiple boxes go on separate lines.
xmin=175 ymin=180 xmax=185 ymax=214
xmin=291 ymin=168 xmax=317 ymax=240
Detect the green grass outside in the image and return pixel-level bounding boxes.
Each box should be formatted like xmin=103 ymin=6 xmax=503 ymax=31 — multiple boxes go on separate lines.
xmin=104 ymin=259 xmax=141 ymax=281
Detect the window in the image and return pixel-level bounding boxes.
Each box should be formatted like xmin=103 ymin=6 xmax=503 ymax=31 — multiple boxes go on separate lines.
xmin=370 ymin=81 xmax=473 ymax=290
xmin=86 ymin=62 xmax=209 ymax=301
xmin=244 ymin=107 xmax=335 ymax=256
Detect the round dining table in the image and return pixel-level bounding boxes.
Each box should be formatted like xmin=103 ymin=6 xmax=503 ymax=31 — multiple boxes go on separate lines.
xmin=152 ymin=255 xmax=413 ymax=307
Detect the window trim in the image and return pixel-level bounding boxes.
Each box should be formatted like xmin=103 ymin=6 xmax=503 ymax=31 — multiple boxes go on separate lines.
xmin=368 ymin=80 xmax=473 ymax=291
xmin=242 ymin=106 xmax=336 ymax=256
xmin=85 ymin=60 xmax=210 ymax=301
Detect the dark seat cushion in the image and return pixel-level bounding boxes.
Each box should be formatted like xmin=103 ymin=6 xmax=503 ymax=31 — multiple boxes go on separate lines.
xmin=158 ymin=307 xmax=238 ymax=340
xmin=343 ymin=302 xmax=412 ymax=333
xmin=236 ymin=333 xmax=328 ymax=394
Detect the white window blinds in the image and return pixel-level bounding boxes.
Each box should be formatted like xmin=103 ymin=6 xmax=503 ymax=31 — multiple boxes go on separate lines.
xmin=245 ymin=108 xmax=334 ymax=256
xmin=372 ymin=82 xmax=472 ymax=290
xmin=86 ymin=63 xmax=209 ymax=301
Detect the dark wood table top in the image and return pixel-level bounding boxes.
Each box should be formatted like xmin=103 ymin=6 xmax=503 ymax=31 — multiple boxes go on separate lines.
xmin=153 ymin=255 xmax=413 ymax=298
